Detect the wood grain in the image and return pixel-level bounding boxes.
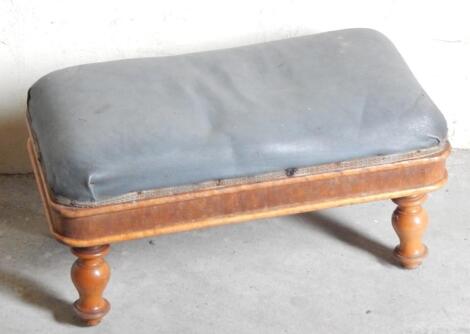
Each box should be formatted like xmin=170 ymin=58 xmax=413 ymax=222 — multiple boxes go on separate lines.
xmin=71 ymin=245 xmax=111 ymax=326
xmin=392 ymin=194 xmax=429 ymax=269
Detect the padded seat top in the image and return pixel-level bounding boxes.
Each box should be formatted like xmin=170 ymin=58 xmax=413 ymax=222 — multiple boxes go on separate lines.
xmin=28 ymin=28 xmax=447 ymax=206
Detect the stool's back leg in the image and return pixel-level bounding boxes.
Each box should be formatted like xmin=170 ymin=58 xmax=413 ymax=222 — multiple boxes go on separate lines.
xmin=391 ymin=194 xmax=429 ymax=269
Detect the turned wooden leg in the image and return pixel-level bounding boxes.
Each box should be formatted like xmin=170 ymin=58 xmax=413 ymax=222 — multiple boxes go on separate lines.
xmin=71 ymin=245 xmax=111 ymax=326
xmin=391 ymin=194 xmax=429 ymax=269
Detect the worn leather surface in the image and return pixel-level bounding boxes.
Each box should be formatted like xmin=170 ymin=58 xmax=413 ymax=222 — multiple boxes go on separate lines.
xmin=28 ymin=28 xmax=447 ymax=205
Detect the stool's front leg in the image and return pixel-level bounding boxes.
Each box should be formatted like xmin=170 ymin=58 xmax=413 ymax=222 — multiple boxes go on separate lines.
xmin=71 ymin=245 xmax=111 ymax=325
xmin=391 ymin=194 xmax=429 ymax=269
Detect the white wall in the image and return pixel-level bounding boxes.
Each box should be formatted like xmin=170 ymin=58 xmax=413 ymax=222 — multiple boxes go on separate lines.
xmin=1 ymin=0 xmax=469 ymax=173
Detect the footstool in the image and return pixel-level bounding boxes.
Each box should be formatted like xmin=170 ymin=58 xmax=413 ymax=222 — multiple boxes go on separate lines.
xmin=26 ymin=28 xmax=449 ymax=325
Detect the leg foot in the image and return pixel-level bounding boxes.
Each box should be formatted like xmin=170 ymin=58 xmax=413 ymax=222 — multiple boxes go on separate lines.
xmin=391 ymin=194 xmax=428 ymax=269
xmin=71 ymin=245 xmax=111 ymax=325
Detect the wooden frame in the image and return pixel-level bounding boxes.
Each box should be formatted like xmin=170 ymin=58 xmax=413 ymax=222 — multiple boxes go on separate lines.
xmin=27 ymin=135 xmax=450 ymax=325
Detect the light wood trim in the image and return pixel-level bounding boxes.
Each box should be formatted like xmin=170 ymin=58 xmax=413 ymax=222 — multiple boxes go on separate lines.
xmin=27 ymin=138 xmax=57 ymax=238
xmin=56 ymin=180 xmax=445 ymax=248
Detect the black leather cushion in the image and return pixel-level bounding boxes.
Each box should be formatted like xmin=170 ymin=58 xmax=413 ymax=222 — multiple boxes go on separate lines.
xmin=28 ymin=28 xmax=447 ymax=205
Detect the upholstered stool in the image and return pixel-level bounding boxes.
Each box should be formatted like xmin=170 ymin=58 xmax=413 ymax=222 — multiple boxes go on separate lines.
xmin=27 ymin=28 xmax=449 ymax=325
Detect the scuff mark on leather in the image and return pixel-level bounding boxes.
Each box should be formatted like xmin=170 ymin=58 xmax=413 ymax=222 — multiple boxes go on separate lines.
xmin=285 ymin=167 xmax=297 ymax=177
xmin=86 ymin=175 xmax=97 ymax=201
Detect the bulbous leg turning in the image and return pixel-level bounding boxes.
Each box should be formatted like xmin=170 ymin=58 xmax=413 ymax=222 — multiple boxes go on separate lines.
xmin=392 ymin=194 xmax=429 ymax=269
xmin=71 ymin=245 xmax=111 ymax=325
